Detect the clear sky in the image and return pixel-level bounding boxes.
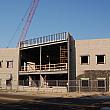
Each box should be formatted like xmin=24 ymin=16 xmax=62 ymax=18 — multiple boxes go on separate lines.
xmin=0 ymin=0 xmax=110 ymax=47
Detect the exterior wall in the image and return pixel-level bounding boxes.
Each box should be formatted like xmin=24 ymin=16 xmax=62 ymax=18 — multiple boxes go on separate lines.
xmin=1 ymin=34 xmax=110 ymax=92
xmin=0 ymin=48 xmax=19 ymax=89
xmin=75 ymin=38 xmax=110 ymax=77
xmin=69 ymin=36 xmax=76 ymax=80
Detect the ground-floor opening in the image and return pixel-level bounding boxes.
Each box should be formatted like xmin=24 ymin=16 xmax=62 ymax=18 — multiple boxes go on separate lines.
xmin=19 ymin=74 xmax=68 ymax=87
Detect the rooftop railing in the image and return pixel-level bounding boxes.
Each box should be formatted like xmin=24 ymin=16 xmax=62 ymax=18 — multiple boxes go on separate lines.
xmin=20 ymin=32 xmax=68 ymax=48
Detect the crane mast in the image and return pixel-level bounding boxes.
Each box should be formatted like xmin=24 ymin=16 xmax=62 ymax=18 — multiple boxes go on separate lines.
xmin=17 ymin=0 xmax=39 ymax=47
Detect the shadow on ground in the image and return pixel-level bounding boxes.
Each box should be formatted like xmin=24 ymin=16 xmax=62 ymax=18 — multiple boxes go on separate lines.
xmin=0 ymin=93 xmax=110 ymax=110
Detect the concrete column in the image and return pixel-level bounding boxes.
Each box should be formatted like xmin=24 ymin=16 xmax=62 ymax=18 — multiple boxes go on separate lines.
xmin=29 ymin=76 xmax=32 ymax=87
xmin=24 ymin=62 xmax=27 ymax=71
xmin=40 ymin=75 xmax=44 ymax=87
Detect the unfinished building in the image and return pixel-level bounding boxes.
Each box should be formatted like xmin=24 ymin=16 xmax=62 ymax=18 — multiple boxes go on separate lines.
xmin=1 ymin=32 xmax=110 ymax=92
xmin=19 ymin=32 xmax=75 ymax=90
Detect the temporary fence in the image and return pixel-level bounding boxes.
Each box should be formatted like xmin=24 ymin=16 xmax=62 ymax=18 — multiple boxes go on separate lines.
xmin=0 ymin=79 xmax=107 ymax=92
xmin=18 ymin=79 xmax=107 ymax=92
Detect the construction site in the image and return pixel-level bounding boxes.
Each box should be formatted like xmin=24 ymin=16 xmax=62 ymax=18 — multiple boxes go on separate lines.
xmin=19 ymin=32 xmax=75 ymax=92
xmin=0 ymin=0 xmax=110 ymax=93
xmin=0 ymin=31 xmax=110 ymax=93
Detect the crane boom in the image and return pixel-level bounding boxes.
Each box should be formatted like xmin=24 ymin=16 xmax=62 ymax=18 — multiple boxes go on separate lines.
xmin=17 ymin=0 xmax=39 ymax=47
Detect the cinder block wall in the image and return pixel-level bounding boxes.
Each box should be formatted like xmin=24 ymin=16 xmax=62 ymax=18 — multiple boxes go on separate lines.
xmin=75 ymin=38 xmax=110 ymax=77
xmin=0 ymin=48 xmax=19 ymax=89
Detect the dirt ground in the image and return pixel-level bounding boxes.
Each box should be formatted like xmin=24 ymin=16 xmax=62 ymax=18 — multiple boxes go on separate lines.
xmin=0 ymin=91 xmax=110 ymax=110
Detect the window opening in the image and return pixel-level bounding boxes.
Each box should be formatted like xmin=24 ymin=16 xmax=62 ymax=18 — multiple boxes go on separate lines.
xmin=7 ymin=61 xmax=13 ymax=68
xmin=80 ymin=56 xmax=89 ymax=65
xmin=0 ymin=61 xmax=3 ymax=68
xmin=81 ymin=78 xmax=89 ymax=87
xmin=97 ymin=79 xmax=105 ymax=87
xmin=6 ymin=80 xmax=11 ymax=86
xmin=96 ymin=55 xmax=105 ymax=64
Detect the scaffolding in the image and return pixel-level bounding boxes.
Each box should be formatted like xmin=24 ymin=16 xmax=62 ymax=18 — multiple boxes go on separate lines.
xmin=60 ymin=46 xmax=68 ymax=63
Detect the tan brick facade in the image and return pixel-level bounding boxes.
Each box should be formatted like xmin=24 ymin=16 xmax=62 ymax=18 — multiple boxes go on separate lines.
xmin=75 ymin=38 xmax=110 ymax=77
xmin=0 ymin=48 xmax=19 ymax=89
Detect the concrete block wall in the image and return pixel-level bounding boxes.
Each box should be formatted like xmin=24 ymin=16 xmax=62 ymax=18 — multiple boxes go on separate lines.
xmin=0 ymin=48 xmax=19 ymax=89
xmin=75 ymin=38 xmax=110 ymax=77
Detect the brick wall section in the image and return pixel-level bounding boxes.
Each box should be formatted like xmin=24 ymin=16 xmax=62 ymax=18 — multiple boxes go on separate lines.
xmin=0 ymin=48 xmax=19 ymax=89
xmin=75 ymin=38 xmax=110 ymax=77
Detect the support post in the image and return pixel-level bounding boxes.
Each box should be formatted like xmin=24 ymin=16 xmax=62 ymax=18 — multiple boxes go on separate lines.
xmin=29 ymin=76 xmax=32 ymax=87
xmin=67 ymin=32 xmax=70 ymax=92
xmin=79 ymin=80 xmax=80 ymax=93
xmin=40 ymin=46 xmax=42 ymax=87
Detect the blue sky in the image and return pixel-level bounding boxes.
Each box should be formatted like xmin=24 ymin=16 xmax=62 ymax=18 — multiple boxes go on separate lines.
xmin=0 ymin=0 xmax=110 ymax=47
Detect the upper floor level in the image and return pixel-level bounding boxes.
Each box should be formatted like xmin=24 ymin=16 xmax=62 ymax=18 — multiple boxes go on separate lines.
xmin=75 ymin=38 xmax=110 ymax=76
xmin=20 ymin=32 xmax=68 ymax=49
xmin=0 ymin=48 xmax=19 ymax=73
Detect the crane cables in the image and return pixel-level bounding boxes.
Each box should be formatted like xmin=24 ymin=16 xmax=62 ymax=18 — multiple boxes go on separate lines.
xmin=7 ymin=1 xmax=33 ymax=48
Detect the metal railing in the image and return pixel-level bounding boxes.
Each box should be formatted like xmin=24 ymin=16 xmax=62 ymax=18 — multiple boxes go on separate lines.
xmin=20 ymin=63 xmax=68 ymax=72
xmin=20 ymin=32 xmax=67 ymax=48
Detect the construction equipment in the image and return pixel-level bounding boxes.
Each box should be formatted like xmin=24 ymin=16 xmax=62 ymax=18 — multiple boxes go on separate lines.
xmin=17 ymin=0 xmax=39 ymax=47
